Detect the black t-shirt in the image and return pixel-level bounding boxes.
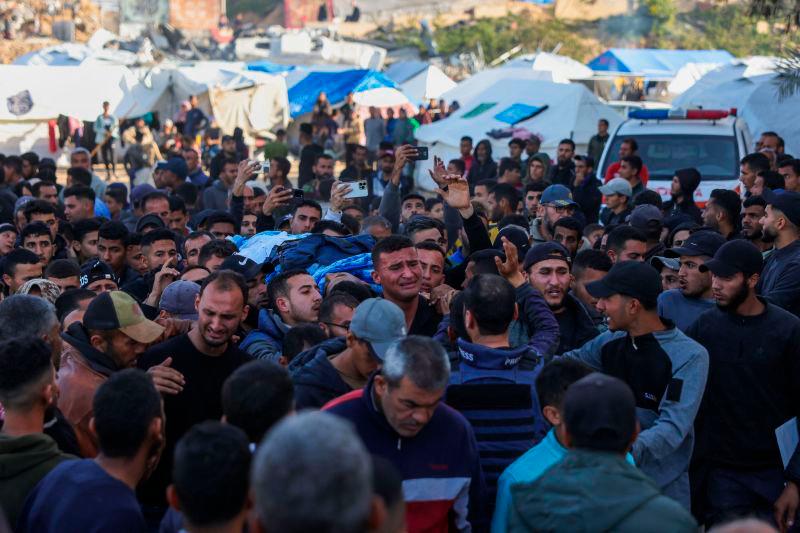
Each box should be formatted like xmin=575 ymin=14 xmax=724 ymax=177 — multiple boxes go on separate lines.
xmin=136 ymin=333 xmax=251 ymax=506
xmin=410 ymin=295 xmax=443 ymax=337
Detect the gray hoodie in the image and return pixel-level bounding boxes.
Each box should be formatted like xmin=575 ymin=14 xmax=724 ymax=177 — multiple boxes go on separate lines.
xmin=561 ymin=322 xmax=709 ymax=509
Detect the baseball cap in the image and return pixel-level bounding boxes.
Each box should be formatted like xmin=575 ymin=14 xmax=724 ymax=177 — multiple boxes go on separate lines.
xmin=599 ymin=177 xmax=633 ymax=198
xmin=83 ymin=291 xmax=165 ymax=344
xmin=136 ymin=213 xmax=166 ymax=233
xmin=627 ymin=204 xmax=663 ymax=229
xmin=563 ymin=372 xmax=637 ymax=452
xmin=131 ymin=184 xmax=157 ymax=206
xmin=523 ymin=242 xmax=570 ymax=272
xmin=349 ymin=298 xmax=407 ymax=360
xmin=767 ymin=190 xmax=800 ymax=227
xmin=699 ymin=240 xmax=763 ymax=277
xmin=220 ymin=254 xmax=263 ymax=280
xmin=650 ymin=256 xmax=679 ymax=272
xmin=0 ymin=223 xmax=17 ymax=235
xmin=665 ymin=230 xmax=725 ymax=258
xmin=164 ymin=157 xmax=188 ymax=180
xmin=540 ymin=184 xmax=578 ymax=207
xmin=586 ymin=261 xmax=662 ymax=304
xmin=80 ymin=260 xmax=118 ymax=289
xmin=159 ymin=280 xmax=200 ymax=320
xmin=494 ymin=226 xmax=531 ymax=259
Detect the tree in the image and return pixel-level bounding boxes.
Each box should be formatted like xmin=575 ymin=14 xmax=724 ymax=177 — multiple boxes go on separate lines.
xmin=749 ymin=0 xmax=800 ymax=98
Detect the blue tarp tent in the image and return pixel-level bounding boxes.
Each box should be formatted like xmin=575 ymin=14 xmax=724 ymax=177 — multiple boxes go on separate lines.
xmin=587 ymin=48 xmax=734 ymax=77
xmin=287 ymin=69 xmax=400 ymax=117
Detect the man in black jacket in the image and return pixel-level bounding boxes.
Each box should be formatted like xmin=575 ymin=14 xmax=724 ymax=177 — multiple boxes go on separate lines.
xmin=524 ymin=242 xmax=599 ymax=354
xmin=686 ymin=240 xmax=800 ymax=530
xmin=663 ymin=168 xmax=702 ymax=225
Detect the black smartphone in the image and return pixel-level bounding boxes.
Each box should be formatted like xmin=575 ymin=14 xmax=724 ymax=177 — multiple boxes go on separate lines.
xmin=410 ymin=146 xmax=429 ymax=161
xmin=292 ymin=188 xmax=304 ymax=199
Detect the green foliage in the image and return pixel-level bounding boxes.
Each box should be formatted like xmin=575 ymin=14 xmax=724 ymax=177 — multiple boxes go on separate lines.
xmin=432 ymin=15 xmax=594 ymax=62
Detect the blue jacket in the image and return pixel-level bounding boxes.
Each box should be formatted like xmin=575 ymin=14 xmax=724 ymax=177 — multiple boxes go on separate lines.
xmin=290 ymin=337 xmax=350 ymax=409
xmin=446 ymin=339 xmax=547 ymax=515
xmin=562 ymin=321 xmax=709 ymax=509
xmin=240 ymin=309 xmax=289 ymax=363
xmin=325 ymin=375 xmax=487 ymax=533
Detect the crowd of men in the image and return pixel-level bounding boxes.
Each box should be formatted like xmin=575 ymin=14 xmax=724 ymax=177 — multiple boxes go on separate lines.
xmin=0 ymin=118 xmax=799 ymax=533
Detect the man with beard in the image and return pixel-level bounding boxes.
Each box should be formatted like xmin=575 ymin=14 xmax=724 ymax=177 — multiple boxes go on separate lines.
xmin=525 ymin=242 xmax=599 ymax=354
xmin=530 ymin=185 xmax=576 ymax=244
xmin=58 ymin=291 xmax=165 ymax=456
xmin=703 ymin=189 xmax=741 ymax=240
xmin=562 ymin=261 xmax=709 ymax=509
xmin=740 ymin=195 xmax=771 ymax=253
xmin=756 ymin=191 xmax=800 ymax=317
xmin=138 ymin=271 xmax=252 ymax=514
xmin=547 ymin=139 xmax=576 ymax=187
xmin=209 ymin=135 xmax=241 ymax=181
xmin=664 ymin=168 xmax=703 ymax=224
xmin=657 ymin=231 xmax=725 ymax=331
xmin=687 ymin=240 xmax=800 ymax=530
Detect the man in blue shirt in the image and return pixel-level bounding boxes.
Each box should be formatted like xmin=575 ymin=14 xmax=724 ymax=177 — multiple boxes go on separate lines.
xmin=18 ymin=370 xmax=164 ymax=533
xmin=657 ymin=231 xmax=725 ymax=331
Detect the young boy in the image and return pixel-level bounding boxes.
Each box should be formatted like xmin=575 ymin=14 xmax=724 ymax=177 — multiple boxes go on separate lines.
xmin=492 ymin=359 xmax=634 ymax=532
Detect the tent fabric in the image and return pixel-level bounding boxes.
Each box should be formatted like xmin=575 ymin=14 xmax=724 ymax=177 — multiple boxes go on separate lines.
xmin=440 ymin=68 xmax=557 ymax=108
xmin=384 ymin=61 xmax=429 ymax=84
xmin=503 ymin=52 xmax=593 ymax=82
xmin=672 ymin=72 xmax=800 ymax=156
xmin=414 ymin=80 xmax=623 ymax=190
xmin=0 ymin=65 xmax=168 ymax=122
xmin=398 ymin=65 xmax=457 ymax=105
xmin=246 ymin=60 xmax=297 ymax=74
xmin=672 ymin=57 xmax=778 ymax=102
xmin=287 ymin=69 xmax=401 ymax=117
xmin=587 ymin=48 xmax=734 ymax=77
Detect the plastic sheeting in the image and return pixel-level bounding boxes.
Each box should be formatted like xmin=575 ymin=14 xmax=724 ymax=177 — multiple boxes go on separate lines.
xmin=503 ymin=52 xmax=593 ymax=82
xmin=587 ymin=48 xmax=734 ymax=77
xmin=672 ymin=73 xmax=800 ymax=156
xmin=287 ymin=69 xmax=403 ymax=117
xmin=414 ymin=80 xmax=623 ymax=190
xmin=389 ymin=64 xmax=457 ymax=105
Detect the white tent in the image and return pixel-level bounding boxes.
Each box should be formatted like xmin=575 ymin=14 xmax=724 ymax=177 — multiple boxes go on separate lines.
xmin=673 ymin=72 xmax=800 ymax=156
xmin=414 ymin=80 xmax=623 ymax=190
xmin=384 ymin=61 xmax=457 ymax=105
xmin=0 ymin=63 xmax=289 ymax=157
xmin=671 ymin=57 xmax=779 ymax=104
xmin=439 ymin=68 xmax=557 ymax=108
xmin=0 ymin=65 xmax=170 ymax=156
xmin=503 ymin=52 xmax=594 ymax=83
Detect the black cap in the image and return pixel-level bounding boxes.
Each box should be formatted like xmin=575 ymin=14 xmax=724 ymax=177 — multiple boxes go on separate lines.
xmin=563 ymin=373 xmax=637 ymax=453
xmin=586 ymin=261 xmax=661 ymax=304
xmin=700 ymin=240 xmax=763 ymax=277
xmin=523 ymin=242 xmax=570 ymax=272
xmin=219 ymin=254 xmax=263 ymax=280
xmin=79 ymin=260 xmax=118 ymax=289
xmin=0 ymin=223 xmax=17 ymax=234
xmin=136 ymin=213 xmax=166 ymax=233
xmin=767 ymin=190 xmax=800 ymax=227
xmin=494 ymin=226 xmax=531 ymax=260
xmin=665 ymin=230 xmax=726 ymax=258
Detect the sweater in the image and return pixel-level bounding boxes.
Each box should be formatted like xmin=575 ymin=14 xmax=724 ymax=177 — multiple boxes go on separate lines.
xmin=0 ymin=433 xmax=75 ymax=528
xmin=324 ymin=376 xmax=487 ymax=533
xmin=562 ymin=321 xmax=709 ymax=508
xmin=657 ymin=289 xmax=715 ymax=332
xmin=687 ymin=301 xmax=800 ymax=479
xmin=757 ymin=239 xmax=800 ymax=318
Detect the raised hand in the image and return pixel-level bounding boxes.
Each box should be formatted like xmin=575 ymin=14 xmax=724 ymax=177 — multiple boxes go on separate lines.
xmin=262 ymin=186 xmax=294 ymax=216
xmin=495 ymin=236 xmax=526 ymax=288
xmin=435 ymin=174 xmax=471 ymax=212
xmin=329 ymin=180 xmax=352 ymax=213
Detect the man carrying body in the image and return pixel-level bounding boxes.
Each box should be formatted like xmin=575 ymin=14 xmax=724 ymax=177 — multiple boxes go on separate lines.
xmin=58 ymin=291 xmax=164 ymax=456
